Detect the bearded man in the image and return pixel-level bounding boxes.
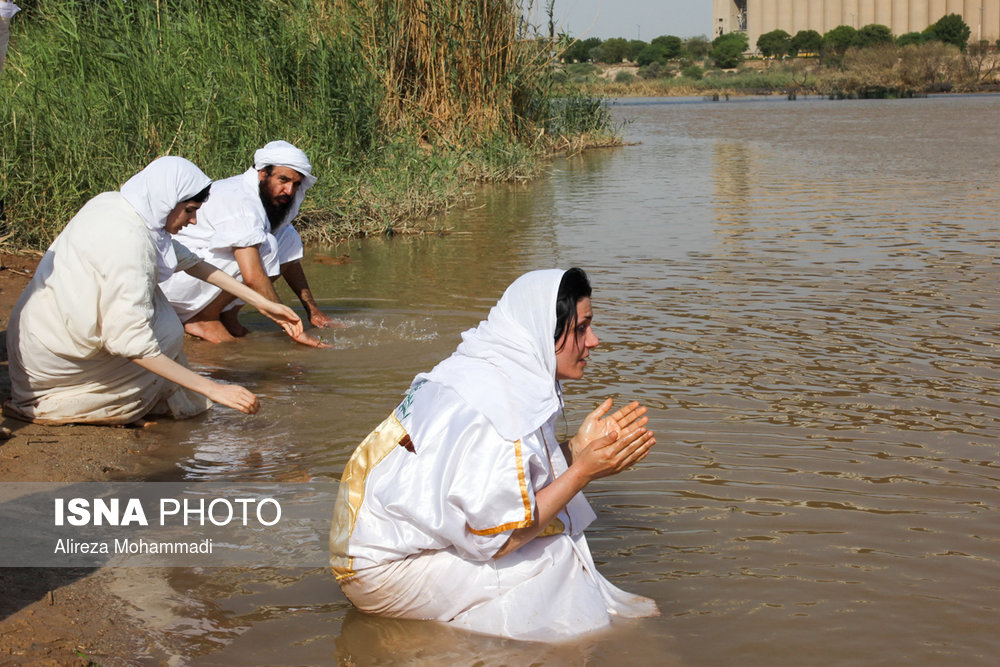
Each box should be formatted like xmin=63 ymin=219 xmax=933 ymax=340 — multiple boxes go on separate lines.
xmin=161 ymin=141 xmax=338 ymax=345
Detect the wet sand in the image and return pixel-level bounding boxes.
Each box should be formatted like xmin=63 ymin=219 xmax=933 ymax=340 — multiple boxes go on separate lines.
xmin=0 ymin=252 xmax=154 ymax=665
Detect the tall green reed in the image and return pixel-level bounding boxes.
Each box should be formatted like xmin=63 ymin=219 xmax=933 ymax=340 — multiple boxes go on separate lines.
xmin=0 ymin=0 xmax=615 ymax=247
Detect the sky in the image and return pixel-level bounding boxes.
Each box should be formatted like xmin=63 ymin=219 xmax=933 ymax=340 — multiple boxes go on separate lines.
xmin=524 ymin=1 xmax=714 ymax=41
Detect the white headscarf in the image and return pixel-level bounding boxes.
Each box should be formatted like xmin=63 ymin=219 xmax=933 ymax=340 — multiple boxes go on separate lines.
xmin=416 ymin=269 xmax=567 ymax=441
xmin=120 ymin=156 xmax=211 ymax=282
xmin=253 ymin=140 xmax=317 ymax=229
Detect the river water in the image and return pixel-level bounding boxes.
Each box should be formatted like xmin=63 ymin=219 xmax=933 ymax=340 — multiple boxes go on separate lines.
xmin=127 ymin=94 xmax=1000 ymax=665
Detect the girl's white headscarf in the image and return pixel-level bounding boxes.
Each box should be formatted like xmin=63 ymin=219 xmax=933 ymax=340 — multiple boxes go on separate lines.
xmin=253 ymin=140 xmax=317 ymax=229
xmin=120 ymin=156 xmax=211 ymax=282
xmin=416 ymin=269 xmax=566 ymax=441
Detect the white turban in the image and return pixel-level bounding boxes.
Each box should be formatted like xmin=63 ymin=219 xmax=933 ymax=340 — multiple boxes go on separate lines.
xmin=415 ymin=269 xmax=567 ymax=441
xmin=253 ymin=140 xmax=317 ymax=229
xmin=253 ymin=140 xmax=317 ymax=189
xmin=120 ymin=156 xmax=211 ymax=282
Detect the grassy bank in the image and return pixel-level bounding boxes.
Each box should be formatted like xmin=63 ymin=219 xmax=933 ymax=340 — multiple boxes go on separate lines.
xmin=0 ymin=0 xmax=617 ymax=249
xmin=567 ymin=42 xmax=999 ymax=100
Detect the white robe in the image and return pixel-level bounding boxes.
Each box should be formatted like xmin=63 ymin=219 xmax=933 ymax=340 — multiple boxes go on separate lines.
xmin=4 ymin=192 xmax=210 ymax=424
xmin=159 ymin=169 xmax=305 ymax=322
xmin=330 ymin=380 xmax=658 ymax=641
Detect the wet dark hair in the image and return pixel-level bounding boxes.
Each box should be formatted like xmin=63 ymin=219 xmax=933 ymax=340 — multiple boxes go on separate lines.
xmin=554 ymin=267 xmax=592 ymax=350
xmin=185 ymin=185 xmax=211 ymax=204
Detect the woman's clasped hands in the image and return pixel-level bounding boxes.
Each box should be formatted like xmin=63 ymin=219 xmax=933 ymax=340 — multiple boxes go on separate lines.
xmin=568 ymin=398 xmax=655 ymax=480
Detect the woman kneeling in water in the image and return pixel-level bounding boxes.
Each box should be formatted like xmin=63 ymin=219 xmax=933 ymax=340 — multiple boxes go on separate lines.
xmin=330 ymin=268 xmax=658 ymax=641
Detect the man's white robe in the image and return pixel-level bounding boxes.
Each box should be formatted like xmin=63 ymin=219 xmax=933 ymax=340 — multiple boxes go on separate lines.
xmin=159 ymin=169 xmax=304 ymax=321
xmin=4 ymin=193 xmax=210 ymax=424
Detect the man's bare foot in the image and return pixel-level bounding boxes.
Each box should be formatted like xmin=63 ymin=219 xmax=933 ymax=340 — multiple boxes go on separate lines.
xmin=122 ymin=417 xmax=156 ymax=429
xmin=184 ymin=320 xmax=238 ymax=343
xmin=220 ymin=309 xmax=249 ymax=337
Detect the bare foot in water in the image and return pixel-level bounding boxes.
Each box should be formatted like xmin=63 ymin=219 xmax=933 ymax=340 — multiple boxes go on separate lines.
xmin=184 ymin=319 xmax=238 ymax=343
xmin=220 ymin=309 xmax=249 ymax=338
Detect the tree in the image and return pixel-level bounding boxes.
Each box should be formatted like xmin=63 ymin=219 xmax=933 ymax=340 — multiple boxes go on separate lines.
xmin=927 ymin=13 xmax=971 ymax=50
xmin=561 ymin=37 xmax=601 ymax=62
xmin=897 ymin=31 xmax=930 ymax=47
xmin=627 ymin=40 xmax=647 ymax=61
xmin=757 ymin=29 xmax=792 ymax=58
xmin=857 ymin=24 xmax=893 ymax=48
xmin=592 ymin=37 xmax=630 ymax=63
xmin=651 ymin=35 xmax=683 ymax=59
xmin=684 ymin=35 xmax=711 ymax=59
xmin=791 ymin=29 xmax=822 ymax=56
xmin=636 ymin=45 xmax=664 ymax=67
xmin=710 ymin=32 xmax=748 ymax=68
xmin=823 ymin=25 xmax=859 ymax=57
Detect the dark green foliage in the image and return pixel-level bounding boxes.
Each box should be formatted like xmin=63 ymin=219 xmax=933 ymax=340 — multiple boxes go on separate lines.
xmin=561 ymin=36 xmax=602 ymax=63
xmin=681 ymin=64 xmax=704 ymax=80
xmin=635 ymin=45 xmax=663 ymax=67
xmin=757 ymin=29 xmax=792 ymax=58
xmin=791 ymin=29 xmax=822 ymax=55
xmin=897 ymin=31 xmax=931 ymax=47
xmin=635 ymin=35 xmax=683 ymax=67
xmin=626 ymin=39 xmax=647 ymax=61
xmin=592 ymin=37 xmax=630 ymax=63
xmin=857 ymin=24 xmax=893 ymax=47
xmin=710 ymin=32 xmax=748 ymax=69
xmin=927 ymin=13 xmax=971 ymax=50
xmin=651 ymin=35 xmax=683 ymax=59
xmin=823 ymin=25 xmax=859 ymax=56
xmin=684 ymin=35 xmax=711 ymax=59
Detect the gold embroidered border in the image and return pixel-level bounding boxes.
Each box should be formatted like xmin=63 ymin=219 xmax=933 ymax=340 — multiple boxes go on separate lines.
xmin=468 ymin=439 xmax=534 ymax=536
xmin=330 ymin=413 xmax=409 ymax=581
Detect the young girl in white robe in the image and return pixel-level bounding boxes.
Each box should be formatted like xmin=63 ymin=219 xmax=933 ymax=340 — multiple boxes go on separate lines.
xmin=4 ymin=157 xmax=303 ymax=425
xmin=330 ymin=268 xmax=659 ymax=641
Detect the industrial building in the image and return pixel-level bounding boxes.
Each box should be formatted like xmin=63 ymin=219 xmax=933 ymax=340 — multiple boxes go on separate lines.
xmin=712 ymin=1 xmax=1000 ymax=51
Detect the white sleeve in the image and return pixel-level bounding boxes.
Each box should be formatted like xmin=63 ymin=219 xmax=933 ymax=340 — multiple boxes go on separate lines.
xmin=272 ymin=223 xmax=304 ymax=264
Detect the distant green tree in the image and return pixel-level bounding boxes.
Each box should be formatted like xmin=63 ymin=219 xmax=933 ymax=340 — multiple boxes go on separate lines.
xmin=927 ymin=13 xmax=971 ymax=50
xmin=710 ymin=32 xmax=748 ymax=68
xmin=857 ymin=24 xmax=893 ymax=47
xmin=651 ymin=35 xmax=684 ymax=59
xmin=791 ymin=29 xmax=823 ymax=55
xmin=896 ymin=31 xmax=930 ymax=47
xmin=757 ymin=29 xmax=792 ymax=58
xmin=592 ymin=37 xmax=630 ymax=63
xmin=822 ymin=25 xmax=859 ymax=57
xmin=684 ymin=35 xmax=711 ymax=59
xmin=636 ymin=45 xmax=664 ymax=66
xmin=626 ymin=39 xmax=648 ymax=61
xmin=561 ymin=36 xmax=601 ymax=62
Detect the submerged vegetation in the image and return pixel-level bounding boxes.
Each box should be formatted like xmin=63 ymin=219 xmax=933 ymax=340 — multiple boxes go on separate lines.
xmin=0 ymin=0 xmax=617 ymax=249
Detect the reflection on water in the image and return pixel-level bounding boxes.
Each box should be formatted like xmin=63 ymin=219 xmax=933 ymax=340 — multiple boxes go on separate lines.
xmin=122 ymin=95 xmax=1000 ymax=665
